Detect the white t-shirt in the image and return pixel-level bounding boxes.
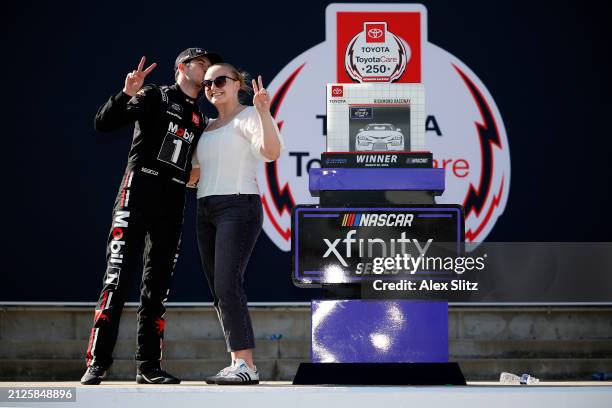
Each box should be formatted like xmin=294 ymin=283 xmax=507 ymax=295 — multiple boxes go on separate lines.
xmin=193 ymin=106 xmax=283 ymax=198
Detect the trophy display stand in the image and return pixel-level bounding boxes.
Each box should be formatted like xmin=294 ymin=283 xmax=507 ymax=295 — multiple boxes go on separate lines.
xmin=287 ymin=7 xmax=467 ymax=387
xmin=292 ymin=162 xmax=466 ymax=385
xmin=290 ymin=80 xmax=466 ymax=385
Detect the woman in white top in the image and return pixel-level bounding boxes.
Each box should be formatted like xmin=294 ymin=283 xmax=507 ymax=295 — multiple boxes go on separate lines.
xmin=190 ymin=63 xmax=283 ymax=385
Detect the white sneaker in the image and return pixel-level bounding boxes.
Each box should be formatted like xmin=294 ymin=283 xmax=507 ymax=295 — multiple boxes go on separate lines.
xmin=205 ymin=359 xmax=259 ymax=385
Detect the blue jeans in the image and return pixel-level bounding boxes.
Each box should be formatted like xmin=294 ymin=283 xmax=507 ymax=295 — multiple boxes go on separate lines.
xmin=196 ymin=194 xmax=263 ymax=351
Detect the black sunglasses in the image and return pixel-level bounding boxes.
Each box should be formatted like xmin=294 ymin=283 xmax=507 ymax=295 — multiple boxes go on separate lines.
xmin=202 ymin=75 xmax=239 ymax=89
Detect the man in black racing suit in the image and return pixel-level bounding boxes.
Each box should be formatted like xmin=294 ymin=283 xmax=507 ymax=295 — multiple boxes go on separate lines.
xmin=81 ymin=48 xmax=222 ymax=385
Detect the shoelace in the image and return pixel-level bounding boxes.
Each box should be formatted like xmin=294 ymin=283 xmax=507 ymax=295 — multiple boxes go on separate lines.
xmin=88 ymin=366 xmax=105 ymax=376
xmin=216 ymin=365 xmax=233 ymax=376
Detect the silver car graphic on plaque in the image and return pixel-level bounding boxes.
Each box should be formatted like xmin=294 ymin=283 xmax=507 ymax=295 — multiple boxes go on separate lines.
xmin=355 ymin=123 xmax=405 ymax=151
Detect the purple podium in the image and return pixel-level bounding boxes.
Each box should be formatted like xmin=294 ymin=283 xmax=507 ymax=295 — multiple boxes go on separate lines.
xmin=308 ymin=167 xmax=445 ymax=194
xmin=312 ymin=300 xmax=448 ymax=363
xmin=292 ymin=165 xmax=466 ymax=385
xmin=309 ymin=167 xmax=445 ymax=206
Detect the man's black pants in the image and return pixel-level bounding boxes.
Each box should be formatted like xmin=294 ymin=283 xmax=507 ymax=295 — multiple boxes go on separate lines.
xmin=86 ymin=170 xmax=185 ymax=371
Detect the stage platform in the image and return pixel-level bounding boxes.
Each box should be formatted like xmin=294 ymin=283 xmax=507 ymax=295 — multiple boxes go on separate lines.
xmin=1 ymin=382 xmax=610 ymax=408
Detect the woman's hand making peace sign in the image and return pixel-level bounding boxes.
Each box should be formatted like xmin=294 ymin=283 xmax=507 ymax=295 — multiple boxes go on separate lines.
xmin=252 ymin=75 xmax=270 ymax=113
xmin=123 ymin=56 xmax=157 ymax=97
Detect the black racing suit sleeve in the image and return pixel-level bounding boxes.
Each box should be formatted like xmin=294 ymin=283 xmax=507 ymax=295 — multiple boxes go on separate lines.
xmin=94 ymin=85 xmax=160 ymax=132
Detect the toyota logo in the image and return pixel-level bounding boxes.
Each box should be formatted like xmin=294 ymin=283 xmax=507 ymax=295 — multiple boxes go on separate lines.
xmin=368 ymin=28 xmax=384 ymax=38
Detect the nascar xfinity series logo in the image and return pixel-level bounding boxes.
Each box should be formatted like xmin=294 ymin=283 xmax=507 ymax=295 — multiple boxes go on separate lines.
xmin=258 ymin=4 xmax=510 ymax=251
xmin=341 ymin=213 xmax=414 ymax=227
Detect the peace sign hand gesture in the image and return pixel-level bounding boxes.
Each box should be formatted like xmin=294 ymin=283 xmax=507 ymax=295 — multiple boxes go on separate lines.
xmin=122 ymin=56 xmax=157 ymax=97
xmin=252 ymin=75 xmax=271 ymax=113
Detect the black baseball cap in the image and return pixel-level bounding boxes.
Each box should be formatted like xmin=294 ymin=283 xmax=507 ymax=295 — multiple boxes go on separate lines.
xmin=174 ymin=48 xmax=223 ymax=71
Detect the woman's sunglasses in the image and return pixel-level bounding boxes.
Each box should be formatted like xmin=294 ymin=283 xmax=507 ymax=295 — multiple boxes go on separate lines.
xmin=202 ymin=75 xmax=238 ymax=89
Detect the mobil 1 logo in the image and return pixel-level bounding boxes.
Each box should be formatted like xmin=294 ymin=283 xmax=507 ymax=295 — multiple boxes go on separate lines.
xmin=157 ymin=121 xmax=196 ymax=170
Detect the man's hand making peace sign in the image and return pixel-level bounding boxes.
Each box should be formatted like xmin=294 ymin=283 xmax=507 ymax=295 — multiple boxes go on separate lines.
xmin=123 ymin=56 xmax=157 ymax=97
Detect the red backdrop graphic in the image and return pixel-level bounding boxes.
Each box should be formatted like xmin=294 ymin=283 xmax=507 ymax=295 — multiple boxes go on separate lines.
xmin=336 ymin=12 xmax=422 ymax=83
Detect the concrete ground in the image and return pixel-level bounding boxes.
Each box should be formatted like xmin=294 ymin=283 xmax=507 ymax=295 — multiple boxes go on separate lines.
xmin=1 ymin=381 xmax=611 ymax=386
